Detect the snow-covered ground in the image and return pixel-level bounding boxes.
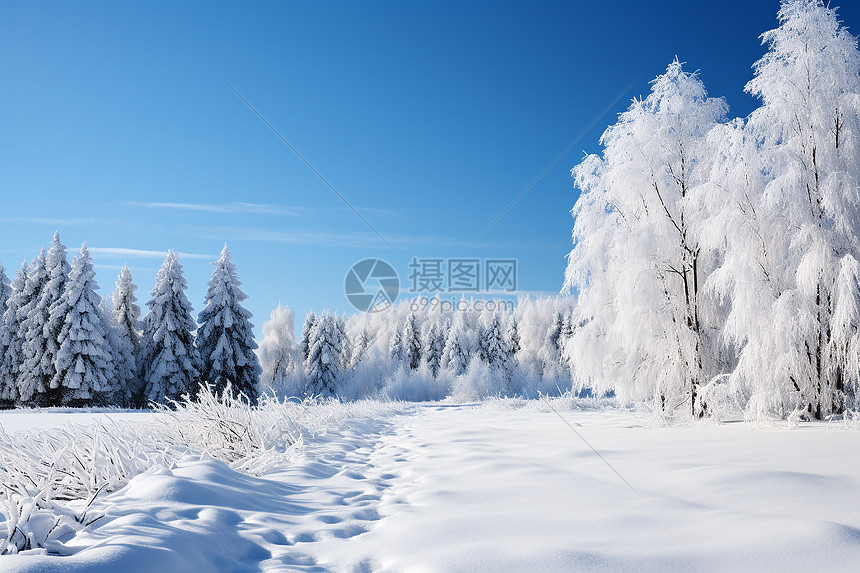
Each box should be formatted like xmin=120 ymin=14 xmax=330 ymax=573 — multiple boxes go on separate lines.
xmin=2 ymin=402 xmax=860 ymax=572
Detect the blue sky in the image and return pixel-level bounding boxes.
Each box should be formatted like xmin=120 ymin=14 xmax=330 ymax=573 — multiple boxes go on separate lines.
xmin=2 ymin=0 xmax=858 ymax=336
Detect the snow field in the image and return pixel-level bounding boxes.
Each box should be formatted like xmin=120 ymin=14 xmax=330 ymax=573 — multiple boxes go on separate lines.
xmin=3 ymin=400 xmax=860 ymax=571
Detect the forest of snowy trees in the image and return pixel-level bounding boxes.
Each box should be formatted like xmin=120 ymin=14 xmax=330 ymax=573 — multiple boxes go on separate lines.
xmin=0 ymin=236 xmax=261 ymax=408
xmin=565 ymin=0 xmax=860 ymax=421
xmin=0 ymin=233 xmax=576 ymax=409
xmin=256 ymin=297 xmax=576 ymax=403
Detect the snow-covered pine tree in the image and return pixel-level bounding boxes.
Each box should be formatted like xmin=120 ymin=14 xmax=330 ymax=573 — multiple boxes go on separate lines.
xmin=111 ymin=265 xmax=142 ymax=407
xmin=52 ymin=244 xmax=115 ymax=406
xmin=305 ymin=312 xmax=344 ymax=396
xmin=479 ymin=314 xmax=507 ymax=368
xmin=18 ymin=249 xmax=49 ymax=405
xmin=335 ymin=313 xmax=350 ymax=372
xmin=140 ymin=250 xmax=200 ymax=405
xmin=41 ymin=232 xmax=70 ymax=405
xmin=0 ymin=262 xmax=25 ymax=407
xmin=565 ymin=59 xmax=727 ymax=415
xmin=0 ymin=262 xmax=8 ymax=404
xmin=299 ymin=311 xmax=317 ymax=364
xmin=0 ymin=263 xmax=9 ymax=314
xmin=422 ymin=318 xmax=445 ymax=376
xmin=349 ymin=328 xmax=371 ymax=368
xmin=441 ymin=322 xmax=469 ymax=375
xmin=403 ymin=312 xmax=422 ymax=370
xmin=259 ymin=304 xmax=298 ymax=390
xmin=545 ymin=312 xmax=563 ymax=363
xmin=389 ymin=326 xmax=405 ymax=365
xmin=197 ymin=245 xmax=261 ymax=401
xmin=505 ymin=314 xmax=521 ymax=362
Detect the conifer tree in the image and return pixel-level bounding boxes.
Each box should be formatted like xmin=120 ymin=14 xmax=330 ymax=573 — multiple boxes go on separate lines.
xmin=0 ymin=262 xmax=26 ymax=407
xmin=305 ymin=312 xmax=344 ymax=396
xmin=52 ymin=244 xmax=115 ymax=406
xmin=140 ymin=251 xmax=200 ymax=405
xmin=18 ymin=249 xmax=48 ymax=405
xmin=442 ymin=324 xmax=470 ymax=375
xmin=197 ymin=245 xmax=261 ymax=401
xmin=335 ymin=313 xmax=350 ymax=371
xmin=505 ymin=315 xmax=521 ymax=361
xmin=111 ymin=265 xmax=142 ymax=406
xmin=42 ymin=232 xmax=70 ymax=405
xmin=422 ymin=318 xmax=445 ymax=376
xmin=403 ymin=312 xmax=422 ymax=370
xmin=0 ymin=263 xmax=9 ymax=315
xmin=545 ymin=312 xmax=564 ymax=362
xmin=479 ymin=314 xmax=507 ymax=368
xmin=300 ymin=311 xmax=317 ymax=364
xmin=349 ymin=328 xmax=371 ymax=368
xmin=389 ymin=326 xmax=405 ymax=365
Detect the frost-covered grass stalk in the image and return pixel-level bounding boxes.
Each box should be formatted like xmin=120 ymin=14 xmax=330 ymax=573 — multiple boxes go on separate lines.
xmin=0 ymin=385 xmax=402 ymax=555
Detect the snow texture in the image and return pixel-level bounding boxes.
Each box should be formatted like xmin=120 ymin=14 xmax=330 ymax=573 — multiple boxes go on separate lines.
xmin=2 ymin=401 xmax=860 ymax=571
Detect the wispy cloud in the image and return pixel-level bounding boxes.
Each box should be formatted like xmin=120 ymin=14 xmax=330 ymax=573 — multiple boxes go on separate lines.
xmin=124 ymin=201 xmax=400 ymax=219
xmin=186 ymin=225 xmax=555 ymax=250
xmin=192 ymin=228 xmax=385 ymax=248
xmin=0 ymin=217 xmax=100 ymax=226
xmin=89 ymin=247 xmax=215 ymax=260
xmin=125 ymin=201 xmax=296 ymax=215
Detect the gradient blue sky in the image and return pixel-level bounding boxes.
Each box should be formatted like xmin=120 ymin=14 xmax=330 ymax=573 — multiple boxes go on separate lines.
xmin=3 ymin=1 xmax=858 ymax=336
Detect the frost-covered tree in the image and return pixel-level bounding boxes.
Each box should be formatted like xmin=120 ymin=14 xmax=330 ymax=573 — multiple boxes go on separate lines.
xmin=335 ymin=313 xmax=351 ymax=372
xmin=0 ymin=262 xmax=9 ymax=404
xmin=41 ymin=232 xmax=71 ymax=405
xmin=721 ymin=0 xmax=860 ymax=419
xmin=299 ymin=311 xmax=317 ymax=364
xmin=403 ymin=312 xmax=422 ymax=370
xmin=140 ymin=250 xmax=200 ymax=405
xmin=305 ymin=312 xmax=344 ymax=396
xmin=0 ymin=262 xmax=26 ymax=407
xmin=18 ymin=249 xmax=49 ymax=405
xmin=110 ymin=265 xmax=142 ymax=407
xmin=442 ymin=323 xmax=470 ymax=375
xmin=389 ymin=326 xmax=405 ymax=365
xmin=544 ymin=312 xmax=563 ymax=363
xmin=197 ymin=245 xmax=261 ymax=401
xmin=565 ymin=59 xmax=727 ymax=415
xmin=505 ymin=315 xmax=521 ymax=361
xmin=51 ymin=244 xmax=115 ymax=406
xmin=259 ymin=304 xmax=298 ymax=391
xmin=0 ymin=263 xmax=9 ymax=315
xmin=827 ymin=256 xmax=860 ymax=411
xmin=478 ymin=314 xmax=507 ymax=368
xmin=350 ymin=328 xmax=371 ymax=369
xmin=422 ymin=318 xmax=445 ymax=376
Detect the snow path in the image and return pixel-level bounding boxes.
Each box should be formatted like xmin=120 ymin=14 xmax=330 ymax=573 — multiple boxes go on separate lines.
xmin=3 ymin=404 xmax=860 ymax=571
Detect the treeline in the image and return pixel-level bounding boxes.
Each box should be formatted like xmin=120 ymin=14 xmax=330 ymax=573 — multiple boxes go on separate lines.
xmin=257 ymin=297 xmax=578 ymax=402
xmin=0 ymin=234 xmax=260 ymax=408
xmin=565 ymin=0 xmax=860 ymax=420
